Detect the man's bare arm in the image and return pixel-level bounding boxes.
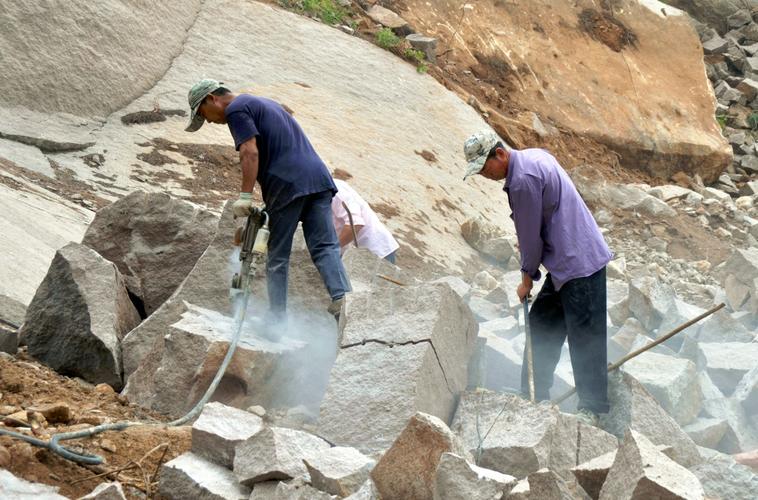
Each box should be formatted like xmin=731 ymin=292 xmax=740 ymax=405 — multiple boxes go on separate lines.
xmin=338 ymin=224 xmax=364 ymax=247
xmin=239 ymin=137 xmax=259 ymax=193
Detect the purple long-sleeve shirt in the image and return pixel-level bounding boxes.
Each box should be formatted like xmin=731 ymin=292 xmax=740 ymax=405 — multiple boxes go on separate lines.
xmin=504 ymin=149 xmax=612 ymax=290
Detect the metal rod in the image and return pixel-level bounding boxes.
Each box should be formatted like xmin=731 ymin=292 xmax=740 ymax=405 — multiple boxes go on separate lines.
xmin=552 ymin=302 xmax=725 ymax=405
xmin=524 ymin=299 xmax=535 ymax=403
xmin=342 ymin=202 xmax=359 ymax=248
xmin=377 ymin=274 xmax=408 ymax=286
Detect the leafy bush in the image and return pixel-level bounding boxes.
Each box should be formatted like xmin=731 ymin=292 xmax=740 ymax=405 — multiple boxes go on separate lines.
xmin=403 ymin=48 xmax=428 ymax=73
xmin=376 ymin=28 xmax=401 ymax=49
xmin=280 ymin=0 xmax=347 ymax=25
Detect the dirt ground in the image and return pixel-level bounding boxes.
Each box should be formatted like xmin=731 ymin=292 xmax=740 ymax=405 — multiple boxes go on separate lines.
xmin=0 ymin=351 xmax=190 ymax=499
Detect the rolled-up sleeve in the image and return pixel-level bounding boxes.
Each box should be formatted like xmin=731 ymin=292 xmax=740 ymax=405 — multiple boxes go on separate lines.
xmin=509 ymin=176 xmax=544 ymax=281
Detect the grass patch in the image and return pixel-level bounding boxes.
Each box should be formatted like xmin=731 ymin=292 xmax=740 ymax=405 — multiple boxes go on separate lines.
xmin=404 ymin=48 xmax=428 ymax=73
xmin=279 ymin=0 xmax=348 ymax=25
xmin=376 ymin=27 xmax=401 ymax=49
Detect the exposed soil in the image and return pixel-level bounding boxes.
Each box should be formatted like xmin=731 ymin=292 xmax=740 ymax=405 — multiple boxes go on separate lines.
xmin=332 ymin=168 xmax=353 ymax=180
xmin=133 ymin=139 xmax=263 ymax=209
xmin=578 ymin=8 xmax=638 ymax=53
xmin=121 ymin=109 xmax=186 ymax=125
xmin=414 ymin=149 xmax=438 ymax=163
xmin=0 ymin=157 xmax=109 ymax=210
xmin=0 ymin=351 xmax=191 ymax=499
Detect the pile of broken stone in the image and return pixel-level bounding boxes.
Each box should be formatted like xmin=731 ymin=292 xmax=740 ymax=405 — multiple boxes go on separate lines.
xmin=1 ymin=188 xmax=757 ymax=498
xmin=698 ymin=8 xmax=758 ymax=197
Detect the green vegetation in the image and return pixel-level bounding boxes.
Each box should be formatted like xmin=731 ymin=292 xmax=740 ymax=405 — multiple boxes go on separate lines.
xmin=279 ymin=0 xmax=348 ymax=25
xmin=376 ymin=28 xmax=401 ymax=49
xmin=716 ymin=114 xmax=727 ymax=130
xmin=404 ymin=48 xmax=428 ymax=74
xmin=749 ymin=112 xmax=758 ymax=131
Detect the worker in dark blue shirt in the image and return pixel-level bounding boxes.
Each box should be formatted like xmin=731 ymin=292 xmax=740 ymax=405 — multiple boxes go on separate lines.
xmin=185 ymin=79 xmax=350 ymax=325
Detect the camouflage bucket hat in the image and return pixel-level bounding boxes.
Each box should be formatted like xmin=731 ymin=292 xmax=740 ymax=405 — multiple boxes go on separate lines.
xmin=463 ymin=130 xmax=501 ymax=180
xmin=185 ymin=78 xmax=227 ymax=132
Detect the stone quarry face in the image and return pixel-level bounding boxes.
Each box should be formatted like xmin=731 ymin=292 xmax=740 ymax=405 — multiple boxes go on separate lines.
xmin=317 ymin=279 xmax=478 ymax=455
xmin=371 ymin=412 xmax=471 ymax=500
xmin=82 ymin=191 xmax=218 ymax=316
xmin=20 ymin=242 xmax=141 ymax=389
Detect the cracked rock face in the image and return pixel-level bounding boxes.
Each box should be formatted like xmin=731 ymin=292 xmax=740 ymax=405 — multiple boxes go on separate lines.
xmin=434 ymin=452 xmax=516 ymax=500
xmin=450 ymin=390 xmax=617 ymax=480
xmin=317 ymin=282 xmax=477 ymax=454
xmin=20 ymin=242 xmax=141 ymax=390
xmin=304 ymin=446 xmax=375 ymax=497
xmin=159 ymin=452 xmax=250 ymax=500
xmin=371 ymin=412 xmax=471 ymax=500
xmin=191 ymin=402 xmax=264 ymax=468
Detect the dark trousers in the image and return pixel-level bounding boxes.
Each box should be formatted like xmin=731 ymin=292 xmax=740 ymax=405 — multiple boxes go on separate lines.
xmin=384 ymin=251 xmax=397 ymax=264
xmin=521 ymin=267 xmax=610 ymax=414
xmin=266 ymin=191 xmax=351 ymax=315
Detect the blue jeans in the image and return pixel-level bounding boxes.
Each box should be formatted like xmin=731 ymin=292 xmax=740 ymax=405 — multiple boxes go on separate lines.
xmin=521 ymin=267 xmax=610 ymax=414
xmin=384 ymin=251 xmax=397 ymax=264
xmin=266 ymin=191 xmax=351 ymax=315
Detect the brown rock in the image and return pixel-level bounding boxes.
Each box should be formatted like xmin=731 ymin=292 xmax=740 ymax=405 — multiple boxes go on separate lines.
xmin=0 ymin=404 xmax=20 ymax=415
xmin=4 ymin=410 xmax=29 ymax=426
xmin=371 ymin=412 xmax=471 ymax=500
xmin=734 ymin=449 xmax=758 ymax=472
xmin=94 ymin=383 xmax=115 ymax=395
xmin=0 ymin=445 xmax=10 ymax=468
xmin=28 ymin=402 xmax=72 ymax=424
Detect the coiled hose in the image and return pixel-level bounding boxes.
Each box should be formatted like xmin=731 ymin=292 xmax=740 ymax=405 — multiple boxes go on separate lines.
xmin=0 ymin=288 xmax=252 ymax=465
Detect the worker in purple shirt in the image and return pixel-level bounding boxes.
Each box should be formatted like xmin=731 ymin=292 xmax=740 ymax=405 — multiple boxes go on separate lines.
xmin=184 ymin=79 xmax=351 ymax=325
xmin=463 ymin=131 xmax=613 ymax=426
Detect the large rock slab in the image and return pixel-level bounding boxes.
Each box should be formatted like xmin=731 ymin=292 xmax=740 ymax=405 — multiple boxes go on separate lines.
xmin=233 ymin=426 xmax=330 ymax=486
xmin=451 ymin=390 xmax=617 ymax=479
xmin=700 ymin=396 xmax=758 ymax=453
xmin=82 ymin=191 xmax=218 ymax=315
xmin=434 ymin=452 xmax=516 ymax=500
xmin=460 ymin=215 xmax=516 ymax=264
xmin=697 ymin=342 xmax=758 ymax=395
xmin=598 ymin=430 xmax=704 ymax=500
xmin=721 ymin=248 xmax=758 ymax=314
xmin=123 ymin=202 xmax=337 ymax=415
xmin=623 ymin=352 xmax=701 ymax=425
xmin=601 ymin=371 xmax=702 ymax=467
xmin=159 ymin=452 xmax=250 ymax=500
xmin=124 ymin=303 xmax=309 ymax=417
xmin=191 ymin=402 xmax=264 ymax=468
xmin=304 ymin=447 xmax=375 ymax=497
xmin=683 ymin=418 xmax=730 ymax=450
xmin=690 ymin=452 xmax=758 ymax=500
xmin=317 ymin=282 xmax=477 ymax=454
xmin=20 ymin=242 xmax=140 ymax=389
xmin=371 ymin=412 xmax=471 ymax=500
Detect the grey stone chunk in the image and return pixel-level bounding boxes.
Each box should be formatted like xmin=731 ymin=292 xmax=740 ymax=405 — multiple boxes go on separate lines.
xmin=479 ymin=316 xmax=520 ymax=340
xmin=506 ymin=468 xmax=585 ymax=500
xmin=738 ymin=78 xmax=758 ymax=102
xmin=341 ymin=247 xmax=412 ymax=295
xmin=700 ymin=396 xmax=758 ymax=453
xmin=77 ymin=482 xmax=126 ymax=500
xmin=406 ymin=33 xmax=437 ymax=63
xmin=628 ymin=276 xmax=676 ymax=330
xmin=683 ymin=418 xmax=729 ymax=450
xmin=371 ymin=412 xmax=471 ymax=500
xmin=648 ymin=185 xmax=693 ymax=202
xmin=19 ymin=242 xmax=140 ymax=389
xmin=304 ymin=446 xmax=375 ymax=497
xmin=572 ymin=450 xmax=616 ymax=500
xmin=159 ymin=452 xmax=250 ymax=500
xmin=623 ymin=352 xmax=701 ymax=426
xmin=740 ymin=179 xmax=758 ymax=196
xmin=461 ymin=215 xmax=516 ymax=264
xmin=366 ymin=5 xmax=407 ymax=29
xmin=601 ymin=371 xmax=702 ymax=468
xmin=344 ymin=480 xmax=379 ymax=500
xmin=735 ymin=366 xmax=758 ymax=414
xmin=233 ymin=426 xmax=330 ymax=486
xmin=0 ymin=293 xmax=26 ymax=327
xmin=728 ymin=10 xmax=752 ymax=29
xmin=191 ymin=402 xmax=264 ymax=468
xmin=271 ymin=480 xmax=337 ymax=499
xmin=451 ymin=390 xmax=617 ymax=480
xmin=703 ymin=35 xmax=729 ymax=54
xmin=82 ymin=191 xmax=217 ymax=316
xmin=0 ymin=324 xmax=17 ymax=355
xmin=468 ymin=295 xmax=505 ymax=322
xmin=636 ymin=195 xmax=678 ymax=218
xmin=598 ymin=430 xmax=704 ymax=500
xmin=607 ymin=278 xmax=630 ymax=326
xmin=248 ymin=481 xmax=280 ymax=499
xmin=470 ymin=330 xmax=523 ymax=393
xmin=0 ymin=469 xmax=67 ymax=499
xmin=318 ymin=283 xmax=477 ymax=454
xmin=697 ymin=342 xmax=758 ymax=395
xmin=690 ymin=452 xmax=758 ymax=500
xmin=430 ymin=276 xmax=470 ymax=298
xmin=434 ymin=452 xmax=517 ymax=500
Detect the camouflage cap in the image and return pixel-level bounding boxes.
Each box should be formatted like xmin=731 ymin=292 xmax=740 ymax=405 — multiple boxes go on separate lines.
xmin=462 ymin=130 xmax=502 ymax=180
xmin=185 ymin=78 xmax=227 ymax=132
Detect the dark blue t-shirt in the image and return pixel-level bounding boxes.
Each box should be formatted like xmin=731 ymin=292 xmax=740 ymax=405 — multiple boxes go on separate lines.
xmin=225 ymin=94 xmax=336 ymax=211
